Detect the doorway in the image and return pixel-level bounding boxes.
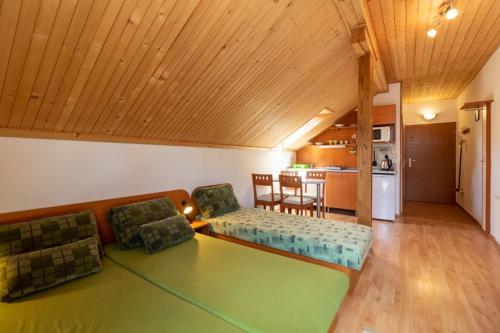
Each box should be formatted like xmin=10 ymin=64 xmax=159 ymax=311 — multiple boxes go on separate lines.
xmin=404 ymin=122 xmax=456 ymax=203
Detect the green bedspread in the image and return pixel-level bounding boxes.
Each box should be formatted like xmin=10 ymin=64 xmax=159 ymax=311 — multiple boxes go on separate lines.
xmin=105 ymin=234 xmax=349 ymax=333
xmin=0 ymin=258 xmax=242 ymax=333
xmin=206 ymin=208 xmax=373 ymax=270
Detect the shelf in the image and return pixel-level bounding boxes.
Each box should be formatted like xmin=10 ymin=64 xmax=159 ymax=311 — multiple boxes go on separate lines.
xmin=315 ymin=143 xmax=356 ymax=149
xmin=318 ymin=145 xmax=346 ymax=149
xmin=328 ymin=125 xmax=357 ymax=129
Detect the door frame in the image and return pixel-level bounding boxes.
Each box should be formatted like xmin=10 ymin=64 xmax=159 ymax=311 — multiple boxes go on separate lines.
xmin=484 ymin=102 xmax=491 ymax=234
xmin=460 ymin=101 xmax=492 ymax=234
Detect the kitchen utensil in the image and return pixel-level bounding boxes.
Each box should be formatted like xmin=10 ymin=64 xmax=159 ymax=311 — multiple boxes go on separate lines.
xmin=380 ymin=154 xmax=393 ymax=170
xmin=372 ymin=151 xmax=377 ymax=167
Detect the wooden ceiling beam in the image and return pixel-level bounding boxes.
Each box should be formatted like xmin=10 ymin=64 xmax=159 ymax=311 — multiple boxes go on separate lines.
xmin=332 ymin=0 xmax=388 ymax=93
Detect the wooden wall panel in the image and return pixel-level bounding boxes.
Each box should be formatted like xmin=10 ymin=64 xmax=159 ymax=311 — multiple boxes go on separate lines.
xmin=0 ymin=0 xmax=360 ymax=149
xmin=368 ymin=0 xmax=500 ymax=103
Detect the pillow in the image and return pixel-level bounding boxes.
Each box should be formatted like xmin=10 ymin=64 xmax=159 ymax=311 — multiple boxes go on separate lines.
xmin=0 ymin=237 xmax=102 ymax=302
xmin=108 ymin=197 xmax=179 ymax=250
xmin=192 ymin=183 xmax=240 ymax=219
xmin=0 ymin=210 xmax=102 ymax=258
xmin=138 ymin=215 xmax=195 ymax=254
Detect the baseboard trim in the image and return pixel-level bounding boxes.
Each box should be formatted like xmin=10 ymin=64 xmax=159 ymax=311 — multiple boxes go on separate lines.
xmin=456 ymin=203 xmax=482 ymax=227
xmin=488 ymin=234 xmax=500 ymax=247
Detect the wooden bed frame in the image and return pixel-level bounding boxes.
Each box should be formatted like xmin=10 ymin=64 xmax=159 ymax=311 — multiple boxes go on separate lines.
xmin=0 ymin=189 xmax=191 ymax=245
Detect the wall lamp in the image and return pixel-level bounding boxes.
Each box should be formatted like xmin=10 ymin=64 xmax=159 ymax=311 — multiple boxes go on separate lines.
xmin=422 ymin=111 xmax=438 ymax=121
xmin=181 ymin=200 xmax=193 ymax=215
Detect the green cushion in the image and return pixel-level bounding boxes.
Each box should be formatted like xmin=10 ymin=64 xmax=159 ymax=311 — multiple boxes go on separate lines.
xmin=139 ymin=215 xmax=195 ymax=254
xmin=208 ymin=207 xmax=373 ymax=270
xmin=1 ymin=237 xmax=102 ymax=302
xmin=0 ymin=258 xmax=243 ymax=333
xmin=0 ymin=210 xmax=101 ymax=257
xmin=105 ymin=234 xmax=349 ymax=333
xmin=108 ymin=197 xmax=179 ymax=250
xmin=192 ymin=183 xmax=240 ymax=219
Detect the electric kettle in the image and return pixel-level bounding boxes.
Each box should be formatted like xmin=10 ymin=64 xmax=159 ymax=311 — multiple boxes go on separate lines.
xmin=380 ymin=154 xmax=393 ymax=171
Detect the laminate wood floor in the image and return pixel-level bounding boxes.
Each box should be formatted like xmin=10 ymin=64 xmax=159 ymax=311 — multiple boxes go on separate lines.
xmin=330 ymin=201 xmax=500 ymax=333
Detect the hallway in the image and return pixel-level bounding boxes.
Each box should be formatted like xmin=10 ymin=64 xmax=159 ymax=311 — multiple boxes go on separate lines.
xmin=402 ymin=201 xmax=479 ymax=225
xmin=334 ymin=201 xmax=500 ymax=332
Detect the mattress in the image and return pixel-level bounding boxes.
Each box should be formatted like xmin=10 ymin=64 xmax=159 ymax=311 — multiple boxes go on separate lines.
xmin=207 ymin=207 xmax=373 ymax=270
xmin=105 ymin=233 xmax=349 ymax=333
xmin=0 ymin=258 xmax=242 ymax=333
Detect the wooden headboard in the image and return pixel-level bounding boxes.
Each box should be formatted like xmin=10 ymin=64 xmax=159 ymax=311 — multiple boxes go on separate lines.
xmin=0 ymin=189 xmax=192 ymax=245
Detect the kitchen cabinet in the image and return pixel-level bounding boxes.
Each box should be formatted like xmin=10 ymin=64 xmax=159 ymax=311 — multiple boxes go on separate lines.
xmin=373 ymin=105 xmax=396 ymax=125
xmin=331 ymin=105 xmax=396 ymax=126
xmin=325 ymin=172 xmax=357 ymax=210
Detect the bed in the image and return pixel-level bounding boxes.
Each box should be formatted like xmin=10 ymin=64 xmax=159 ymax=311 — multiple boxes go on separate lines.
xmin=0 ymin=257 xmax=242 ymax=333
xmin=192 ymin=184 xmax=373 ymax=293
xmin=105 ymin=233 xmax=349 ymax=333
xmin=1 ymin=189 xmax=349 ymax=333
xmin=206 ymin=207 xmax=372 ymax=270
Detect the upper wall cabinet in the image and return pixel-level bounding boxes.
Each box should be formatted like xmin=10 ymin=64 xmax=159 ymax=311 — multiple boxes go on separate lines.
xmin=373 ymin=105 xmax=396 ymax=126
xmin=333 ymin=104 xmax=396 ymax=127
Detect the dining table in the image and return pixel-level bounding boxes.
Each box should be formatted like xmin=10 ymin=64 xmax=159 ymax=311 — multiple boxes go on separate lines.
xmin=273 ymin=178 xmax=326 ymax=218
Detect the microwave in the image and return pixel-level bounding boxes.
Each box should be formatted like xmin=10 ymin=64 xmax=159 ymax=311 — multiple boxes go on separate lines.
xmin=373 ymin=126 xmax=392 ymax=142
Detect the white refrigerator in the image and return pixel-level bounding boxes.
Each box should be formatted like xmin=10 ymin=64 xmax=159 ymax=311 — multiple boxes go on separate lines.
xmin=372 ymin=173 xmax=396 ymax=221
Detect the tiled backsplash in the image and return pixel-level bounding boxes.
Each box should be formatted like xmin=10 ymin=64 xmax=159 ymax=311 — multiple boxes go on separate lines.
xmin=373 ymin=143 xmax=397 ymax=169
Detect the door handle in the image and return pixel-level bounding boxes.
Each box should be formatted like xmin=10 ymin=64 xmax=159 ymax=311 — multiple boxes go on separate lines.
xmin=408 ymin=158 xmax=416 ymax=168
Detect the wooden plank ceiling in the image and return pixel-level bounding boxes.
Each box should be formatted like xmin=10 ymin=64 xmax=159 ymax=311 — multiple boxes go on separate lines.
xmin=0 ymin=0 xmax=363 ymax=149
xmin=367 ymin=0 xmax=500 ymax=103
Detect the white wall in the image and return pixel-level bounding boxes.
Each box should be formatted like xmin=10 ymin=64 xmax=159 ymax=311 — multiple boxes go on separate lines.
xmin=0 ymin=137 xmax=295 ymax=213
xmin=373 ymin=82 xmax=402 ymax=215
xmin=456 ymin=46 xmax=499 ymax=243
xmin=403 ymin=99 xmax=457 ymax=125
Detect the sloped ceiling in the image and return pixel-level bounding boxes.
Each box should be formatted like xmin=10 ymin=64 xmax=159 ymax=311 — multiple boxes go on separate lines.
xmin=367 ymin=0 xmax=500 ymax=103
xmin=0 ymin=0 xmax=361 ymax=149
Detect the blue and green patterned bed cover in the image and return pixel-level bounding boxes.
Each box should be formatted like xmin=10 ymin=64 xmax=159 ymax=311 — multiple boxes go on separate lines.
xmin=206 ymin=208 xmax=372 ymax=270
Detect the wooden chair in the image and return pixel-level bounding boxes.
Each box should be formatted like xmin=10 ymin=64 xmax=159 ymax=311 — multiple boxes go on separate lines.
xmin=304 ymin=171 xmax=326 ymax=218
xmin=280 ymin=170 xmax=298 ymax=196
xmin=279 ymin=175 xmax=314 ymax=216
xmin=252 ymin=174 xmax=281 ymax=211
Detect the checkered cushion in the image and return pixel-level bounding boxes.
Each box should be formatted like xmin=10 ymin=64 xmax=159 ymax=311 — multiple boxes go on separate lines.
xmin=0 ymin=237 xmax=102 ymax=302
xmin=0 ymin=210 xmax=101 ymax=258
xmin=192 ymin=184 xmax=240 ymax=219
xmin=109 ymin=198 xmax=179 ymax=250
xmin=257 ymin=193 xmax=281 ymax=202
xmin=303 ymin=192 xmax=324 ymax=200
xmin=138 ymin=215 xmax=195 ymax=254
xmin=283 ymin=196 xmax=314 ymax=205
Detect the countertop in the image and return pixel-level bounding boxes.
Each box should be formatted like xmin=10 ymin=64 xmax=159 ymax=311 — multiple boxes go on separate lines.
xmin=372 ymin=169 xmax=397 ymax=175
xmin=288 ymin=167 xmax=358 ymax=173
xmin=288 ymin=167 xmax=397 ymax=175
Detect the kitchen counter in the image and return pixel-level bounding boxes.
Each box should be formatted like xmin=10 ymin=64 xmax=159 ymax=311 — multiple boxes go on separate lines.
xmin=288 ymin=168 xmax=358 ymax=173
xmin=289 ymin=167 xmax=397 ymax=175
xmin=372 ymin=169 xmax=397 ymax=175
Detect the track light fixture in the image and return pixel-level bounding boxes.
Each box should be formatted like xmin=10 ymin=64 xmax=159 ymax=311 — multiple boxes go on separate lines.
xmin=427 ymin=18 xmax=441 ymax=38
xmin=427 ymin=1 xmax=458 ymax=38
xmin=440 ymin=2 xmax=459 ymax=20
xmin=427 ymin=28 xmax=438 ymax=38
